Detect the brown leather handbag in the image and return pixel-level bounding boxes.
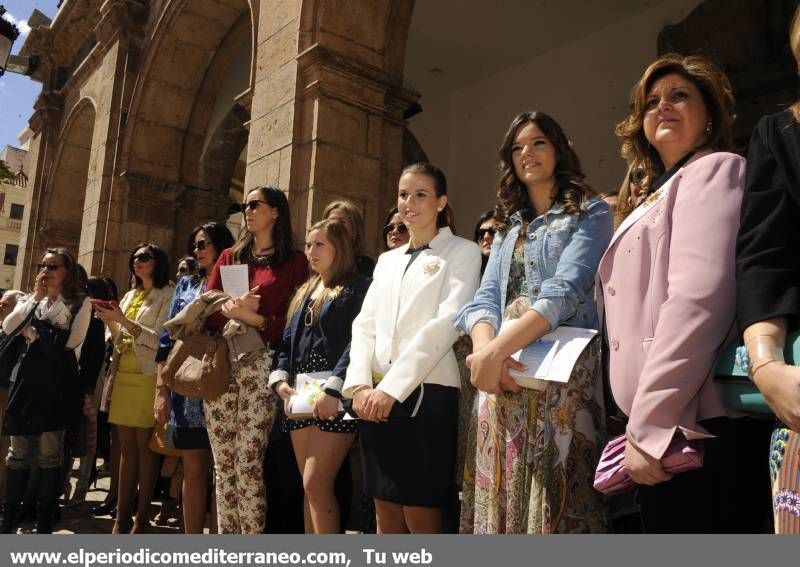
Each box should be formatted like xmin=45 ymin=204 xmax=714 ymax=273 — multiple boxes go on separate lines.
xmin=161 ymin=334 xmax=231 ymax=402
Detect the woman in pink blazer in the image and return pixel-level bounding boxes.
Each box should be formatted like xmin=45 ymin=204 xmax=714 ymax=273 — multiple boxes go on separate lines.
xmin=600 ymin=54 xmax=772 ymax=533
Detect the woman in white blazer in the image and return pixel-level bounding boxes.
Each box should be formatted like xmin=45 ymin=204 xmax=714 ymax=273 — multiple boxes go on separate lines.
xmin=343 ymin=162 xmax=481 ymax=533
xmin=95 ymin=243 xmax=174 ymax=533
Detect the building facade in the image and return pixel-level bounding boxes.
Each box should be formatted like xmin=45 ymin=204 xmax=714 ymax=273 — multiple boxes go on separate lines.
xmin=11 ymin=0 xmax=797 ymax=291
xmin=0 ymin=144 xmax=29 ymax=290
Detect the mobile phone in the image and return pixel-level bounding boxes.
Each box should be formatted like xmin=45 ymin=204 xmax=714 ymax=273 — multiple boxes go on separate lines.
xmin=90 ymin=299 xmax=119 ymax=310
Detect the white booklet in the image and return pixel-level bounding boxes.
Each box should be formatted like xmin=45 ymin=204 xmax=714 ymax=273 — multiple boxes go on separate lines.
xmin=219 ymin=264 xmax=250 ymax=299
xmin=287 ymin=371 xmax=344 ymax=419
xmin=499 ymin=319 xmax=598 ymax=387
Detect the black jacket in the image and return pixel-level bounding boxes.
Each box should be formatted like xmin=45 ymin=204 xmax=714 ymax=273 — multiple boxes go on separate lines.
xmin=736 ymin=109 xmax=800 ymax=331
xmin=273 ymin=275 xmax=370 ymax=381
xmin=3 ymin=312 xmax=82 ymax=436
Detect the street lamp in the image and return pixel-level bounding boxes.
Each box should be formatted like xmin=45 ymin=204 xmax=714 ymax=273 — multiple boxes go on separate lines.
xmin=0 ymin=5 xmax=21 ymax=77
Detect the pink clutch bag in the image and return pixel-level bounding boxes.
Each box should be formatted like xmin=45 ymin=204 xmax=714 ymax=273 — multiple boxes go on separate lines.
xmin=593 ymin=434 xmax=705 ymax=495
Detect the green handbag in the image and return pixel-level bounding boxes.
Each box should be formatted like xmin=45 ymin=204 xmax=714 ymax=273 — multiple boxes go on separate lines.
xmin=715 ymin=331 xmax=800 ymax=416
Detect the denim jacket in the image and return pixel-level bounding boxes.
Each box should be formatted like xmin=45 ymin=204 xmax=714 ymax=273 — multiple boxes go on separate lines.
xmin=454 ymin=197 xmax=612 ymax=333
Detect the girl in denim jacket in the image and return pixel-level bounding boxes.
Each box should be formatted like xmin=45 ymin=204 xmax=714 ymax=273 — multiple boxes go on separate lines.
xmin=455 ymin=111 xmax=612 ymax=534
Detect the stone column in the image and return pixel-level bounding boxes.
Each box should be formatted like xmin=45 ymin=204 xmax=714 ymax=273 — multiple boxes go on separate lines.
xmin=14 ymin=91 xmax=64 ymax=290
xmin=293 ymin=44 xmax=418 ymax=254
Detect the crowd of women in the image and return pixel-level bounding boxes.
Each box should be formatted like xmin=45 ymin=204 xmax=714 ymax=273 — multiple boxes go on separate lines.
xmin=1 ymin=11 xmax=800 ymax=536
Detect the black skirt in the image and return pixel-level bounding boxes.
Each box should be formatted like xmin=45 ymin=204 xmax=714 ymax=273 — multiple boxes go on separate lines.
xmin=358 ymin=383 xmax=458 ymax=508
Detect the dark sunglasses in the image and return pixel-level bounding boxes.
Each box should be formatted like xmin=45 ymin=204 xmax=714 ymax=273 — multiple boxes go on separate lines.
xmin=36 ymin=263 xmax=64 ymax=272
xmin=177 ymin=267 xmax=188 ymax=275
xmin=237 ymin=200 xmax=269 ymax=213
xmin=383 ymin=222 xmax=408 ymax=235
xmin=133 ymin=252 xmax=154 ymax=263
xmin=192 ymin=239 xmax=209 ymax=251
xmin=477 ymin=227 xmax=496 ymax=240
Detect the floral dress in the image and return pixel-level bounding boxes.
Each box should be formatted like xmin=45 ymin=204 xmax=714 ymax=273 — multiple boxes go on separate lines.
xmin=460 ymin=240 xmax=606 ymax=534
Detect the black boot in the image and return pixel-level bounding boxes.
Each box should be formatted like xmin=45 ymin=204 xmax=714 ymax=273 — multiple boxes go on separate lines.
xmin=35 ymin=467 xmax=61 ymax=534
xmin=0 ymin=468 xmax=31 ymax=534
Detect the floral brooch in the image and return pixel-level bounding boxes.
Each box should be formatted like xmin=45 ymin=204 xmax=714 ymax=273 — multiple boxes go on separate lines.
xmin=423 ymin=260 xmax=441 ymax=276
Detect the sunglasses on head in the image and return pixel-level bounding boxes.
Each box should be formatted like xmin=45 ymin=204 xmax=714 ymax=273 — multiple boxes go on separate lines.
xmin=383 ymin=222 xmax=408 ymax=235
xmin=133 ymin=252 xmax=154 ymax=263
xmin=237 ymin=200 xmax=269 ymax=213
xmin=36 ymin=263 xmax=64 ymax=272
xmin=192 ymin=239 xmax=208 ymax=251
xmin=477 ymin=227 xmax=496 ymax=240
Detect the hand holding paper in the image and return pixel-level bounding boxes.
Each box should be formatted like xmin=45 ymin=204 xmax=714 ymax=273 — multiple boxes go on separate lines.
xmin=219 ymin=264 xmax=250 ymax=300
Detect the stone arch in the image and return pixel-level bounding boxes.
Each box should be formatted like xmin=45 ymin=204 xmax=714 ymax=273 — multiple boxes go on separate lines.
xmin=38 ymin=98 xmax=97 ymax=259
xmin=121 ymin=0 xmax=255 ymax=184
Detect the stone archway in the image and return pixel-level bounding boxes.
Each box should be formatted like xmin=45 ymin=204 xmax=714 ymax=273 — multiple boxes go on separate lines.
xmin=38 ymin=99 xmax=97 ymax=261
xmin=113 ymin=0 xmax=255 ymax=278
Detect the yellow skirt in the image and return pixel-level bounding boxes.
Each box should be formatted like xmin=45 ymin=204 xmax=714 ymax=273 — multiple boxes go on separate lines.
xmin=108 ymin=350 xmax=156 ymax=429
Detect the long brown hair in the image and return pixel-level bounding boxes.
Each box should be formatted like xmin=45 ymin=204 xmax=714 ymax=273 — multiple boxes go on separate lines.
xmin=287 ymin=219 xmax=357 ymax=325
xmin=791 ymin=6 xmax=800 ymax=122
xmin=231 ymin=186 xmax=295 ymax=267
xmin=44 ymin=247 xmax=86 ymax=305
xmin=323 ymin=199 xmax=367 ymax=256
xmin=615 ymin=53 xmax=736 ymax=221
xmin=494 ymin=111 xmax=595 ymax=233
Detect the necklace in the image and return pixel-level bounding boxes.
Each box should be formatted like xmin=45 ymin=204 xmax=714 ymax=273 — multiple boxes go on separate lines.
xmin=246 ymin=244 xmax=275 ymax=267
xmin=304 ymin=297 xmax=317 ymax=327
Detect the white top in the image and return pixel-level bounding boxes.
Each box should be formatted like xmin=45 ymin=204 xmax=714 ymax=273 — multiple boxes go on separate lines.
xmin=343 ymin=227 xmax=481 ymax=402
xmin=2 ymin=295 xmax=92 ymax=360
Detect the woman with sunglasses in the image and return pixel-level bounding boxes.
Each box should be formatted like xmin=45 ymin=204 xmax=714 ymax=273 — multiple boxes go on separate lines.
xmin=324 ymin=200 xmax=374 ymax=277
xmin=0 ymin=248 xmax=91 ymax=534
xmin=153 ymin=222 xmax=234 ymax=533
xmin=204 ymin=186 xmax=308 ymax=534
xmin=95 ymin=243 xmax=173 ymax=533
xmin=473 ymin=210 xmax=497 ymax=276
xmin=383 ymin=207 xmax=410 ymax=251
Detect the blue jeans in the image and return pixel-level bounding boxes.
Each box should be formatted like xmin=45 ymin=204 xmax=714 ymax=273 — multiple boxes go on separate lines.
xmin=6 ymin=431 xmax=65 ymax=470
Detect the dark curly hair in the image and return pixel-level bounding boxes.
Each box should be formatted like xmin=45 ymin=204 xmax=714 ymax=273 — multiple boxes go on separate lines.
xmin=494 ymin=111 xmax=595 ymax=233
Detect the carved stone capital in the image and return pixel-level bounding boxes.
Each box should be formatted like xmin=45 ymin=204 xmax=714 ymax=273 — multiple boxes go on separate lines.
xmin=95 ymin=0 xmax=148 ymax=46
xmin=28 ymin=91 xmax=64 ymax=134
xmin=297 ymin=43 xmax=420 ymax=122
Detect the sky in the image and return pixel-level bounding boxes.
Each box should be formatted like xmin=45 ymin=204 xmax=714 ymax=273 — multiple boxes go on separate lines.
xmin=1 ymin=0 xmax=60 ymax=153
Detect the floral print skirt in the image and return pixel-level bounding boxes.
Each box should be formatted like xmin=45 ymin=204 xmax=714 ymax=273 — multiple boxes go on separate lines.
xmin=460 ymin=335 xmax=607 ymax=534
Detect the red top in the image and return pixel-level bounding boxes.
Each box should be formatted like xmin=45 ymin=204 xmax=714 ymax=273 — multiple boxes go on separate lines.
xmin=205 ymin=248 xmax=309 ymax=346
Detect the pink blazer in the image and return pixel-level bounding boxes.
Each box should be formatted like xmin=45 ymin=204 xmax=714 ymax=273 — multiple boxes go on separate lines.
xmin=597 ymin=151 xmax=745 ymax=460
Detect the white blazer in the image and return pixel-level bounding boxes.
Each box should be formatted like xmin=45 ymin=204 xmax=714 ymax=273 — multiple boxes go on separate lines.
xmin=343 ymin=227 xmax=481 ymax=402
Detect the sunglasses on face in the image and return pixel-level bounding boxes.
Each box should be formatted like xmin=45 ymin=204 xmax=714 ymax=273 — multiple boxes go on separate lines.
xmin=177 ymin=267 xmax=188 ymax=275
xmin=192 ymin=239 xmax=208 ymax=251
xmin=133 ymin=253 xmax=154 ymax=263
xmin=383 ymin=222 xmax=408 ymax=235
xmin=237 ymin=200 xmax=269 ymax=213
xmin=477 ymin=228 xmax=496 ymax=240
xmin=36 ymin=263 xmax=64 ymax=272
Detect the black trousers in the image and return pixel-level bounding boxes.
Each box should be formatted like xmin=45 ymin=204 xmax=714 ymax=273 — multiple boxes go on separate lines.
xmin=637 ymin=416 xmax=774 ymax=533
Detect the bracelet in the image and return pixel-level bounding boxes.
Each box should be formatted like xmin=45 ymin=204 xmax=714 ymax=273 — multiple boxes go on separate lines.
xmin=129 ymin=322 xmax=143 ymax=339
xmin=324 ymin=387 xmax=343 ymax=399
xmin=744 ymin=335 xmax=785 ymax=380
xmin=751 ymin=358 xmax=781 ymax=381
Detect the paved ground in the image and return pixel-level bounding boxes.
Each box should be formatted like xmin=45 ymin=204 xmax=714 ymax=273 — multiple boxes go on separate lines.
xmin=17 ymin=460 xmax=184 ymax=535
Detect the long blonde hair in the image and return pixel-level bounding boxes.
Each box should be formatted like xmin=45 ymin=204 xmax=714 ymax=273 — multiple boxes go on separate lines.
xmin=287 ymin=219 xmax=357 ymax=325
xmin=791 ymin=6 xmax=800 ymax=121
